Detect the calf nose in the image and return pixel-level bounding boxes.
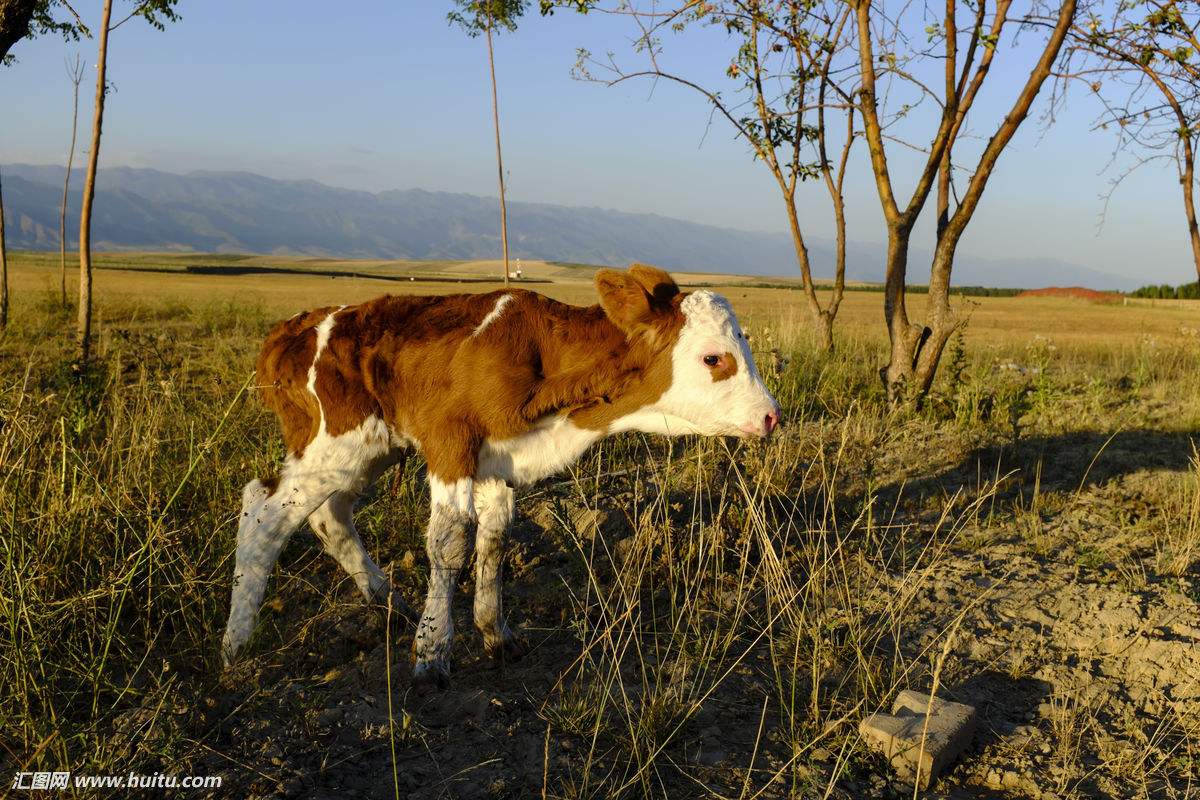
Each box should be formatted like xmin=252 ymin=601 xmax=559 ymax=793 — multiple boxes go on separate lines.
xmin=764 ymin=405 xmax=781 ymax=436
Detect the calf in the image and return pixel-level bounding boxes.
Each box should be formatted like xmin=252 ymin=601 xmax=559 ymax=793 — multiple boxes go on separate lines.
xmin=221 ymin=264 xmax=781 ymax=688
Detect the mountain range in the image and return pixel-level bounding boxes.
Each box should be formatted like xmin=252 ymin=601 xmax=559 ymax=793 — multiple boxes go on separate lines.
xmin=0 ymin=164 xmax=1133 ymax=289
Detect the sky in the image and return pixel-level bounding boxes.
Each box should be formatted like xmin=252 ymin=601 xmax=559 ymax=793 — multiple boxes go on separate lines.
xmin=0 ymin=0 xmax=1193 ymax=285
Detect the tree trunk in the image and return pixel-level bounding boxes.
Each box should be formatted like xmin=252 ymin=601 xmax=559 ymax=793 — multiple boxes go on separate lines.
xmin=78 ymin=0 xmax=113 ymax=366
xmin=485 ymin=17 xmax=510 ymax=287
xmin=780 ymin=192 xmax=834 ymax=351
xmin=815 ymin=312 xmax=833 ymax=352
xmin=880 ymin=226 xmax=928 ymax=401
xmin=61 ymin=61 xmax=82 ymax=309
xmin=1181 ymin=132 xmax=1200 ymax=284
xmin=0 ymin=0 xmax=38 ymax=63
xmin=0 ymin=166 xmax=8 ymax=328
xmin=1129 ymin=56 xmax=1200 ymax=285
xmin=907 ymin=0 xmax=1075 ymax=398
xmin=873 ymin=0 xmax=1076 ymax=404
xmin=912 ymin=244 xmax=959 ymax=396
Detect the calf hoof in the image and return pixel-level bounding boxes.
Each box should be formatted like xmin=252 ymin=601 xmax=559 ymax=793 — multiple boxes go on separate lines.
xmin=411 ymin=661 xmax=450 ymax=693
xmin=220 ymin=634 xmax=243 ymax=670
xmin=485 ymin=632 xmax=529 ymax=667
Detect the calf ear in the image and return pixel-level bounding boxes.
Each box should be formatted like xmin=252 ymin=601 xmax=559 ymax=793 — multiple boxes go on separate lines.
xmin=595 ymin=263 xmax=681 ymax=336
xmin=595 ymin=269 xmax=652 ymax=334
xmin=627 ymin=263 xmax=680 ymax=308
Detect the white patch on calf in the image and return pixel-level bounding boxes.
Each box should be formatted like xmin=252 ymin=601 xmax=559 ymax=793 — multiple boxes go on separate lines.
xmin=429 ymin=476 xmax=475 ymax=519
xmin=242 ymin=477 xmax=270 ymax=510
xmin=472 ymin=294 xmax=513 ymax=337
xmin=306 ymin=306 xmax=345 ymax=436
xmin=309 ymin=491 xmax=390 ymax=603
xmin=477 ymin=416 xmax=602 ymax=486
xmin=472 ymin=479 xmax=516 ymax=653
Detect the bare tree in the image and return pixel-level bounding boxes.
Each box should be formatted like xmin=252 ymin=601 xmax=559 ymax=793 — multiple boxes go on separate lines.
xmin=486 ymin=12 xmax=510 ymax=287
xmin=451 ymin=0 xmax=529 ymax=287
xmin=60 ymin=52 xmax=83 ymax=308
xmin=75 ymin=0 xmax=112 ymax=364
xmin=852 ymin=0 xmax=1079 ymax=402
xmin=1067 ymin=1 xmax=1200 ymax=283
xmin=574 ymin=1 xmax=858 ymax=351
xmin=76 ymin=0 xmax=178 ymax=365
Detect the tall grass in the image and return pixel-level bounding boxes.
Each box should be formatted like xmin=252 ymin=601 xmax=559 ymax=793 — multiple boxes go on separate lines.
xmin=0 ymin=299 xmax=276 ymax=777
xmin=535 ymin=416 xmax=1005 ymax=797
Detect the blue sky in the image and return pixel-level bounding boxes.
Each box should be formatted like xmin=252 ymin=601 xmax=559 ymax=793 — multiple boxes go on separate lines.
xmin=0 ymin=1 xmax=1192 ymax=284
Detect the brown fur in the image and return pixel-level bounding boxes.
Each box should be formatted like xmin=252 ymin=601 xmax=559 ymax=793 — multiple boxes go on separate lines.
xmin=258 ymin=473 xmax=280 ymax=497
xmin=256 ymin=306 xmax=336 ymax=458
xmin=253 ymin=266 xmax=687 ymax=482
xmin=708 ymin=352 xmax=738 ymax=382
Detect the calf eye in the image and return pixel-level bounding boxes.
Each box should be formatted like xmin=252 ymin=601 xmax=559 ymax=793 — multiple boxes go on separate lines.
xmin=703 ymin=354 xmax=721 ymax=367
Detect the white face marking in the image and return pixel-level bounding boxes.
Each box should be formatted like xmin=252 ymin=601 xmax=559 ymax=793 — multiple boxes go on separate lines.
xmin=628 ymin=290 xmax=780 ymax=438
xmin=472 ymin=294 xmax=514 ymax=337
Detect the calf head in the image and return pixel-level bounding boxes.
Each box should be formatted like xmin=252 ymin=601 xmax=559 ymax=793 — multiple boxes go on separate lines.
xmin=596 ymin=264 xmax=782 ymax=438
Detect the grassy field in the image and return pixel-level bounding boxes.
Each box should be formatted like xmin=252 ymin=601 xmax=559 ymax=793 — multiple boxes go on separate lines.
xmin=1 ymin=251 xmax=1198 ymax=799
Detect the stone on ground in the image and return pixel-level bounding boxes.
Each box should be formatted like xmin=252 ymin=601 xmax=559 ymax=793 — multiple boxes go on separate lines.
xmin=858 ymin=689 xmax=977 ymax=788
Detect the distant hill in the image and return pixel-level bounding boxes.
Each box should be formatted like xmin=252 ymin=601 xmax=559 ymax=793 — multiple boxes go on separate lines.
xmin=0 ymin=164 xmax=1134 ymax=289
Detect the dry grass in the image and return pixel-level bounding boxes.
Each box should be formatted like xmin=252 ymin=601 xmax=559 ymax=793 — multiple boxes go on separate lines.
xmin=0 ymin=252 xmax=1197 ymax=798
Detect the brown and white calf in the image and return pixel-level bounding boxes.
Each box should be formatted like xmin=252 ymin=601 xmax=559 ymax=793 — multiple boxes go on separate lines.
xmin=221 ymin=264 xmax=781 ymax=688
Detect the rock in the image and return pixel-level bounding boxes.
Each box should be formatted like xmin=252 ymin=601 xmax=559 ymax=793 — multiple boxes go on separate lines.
xmin=1001 ymin=769 xmax=1023 ymax=789
xmin=859 ymin=690 xmax=977 ymax=788
xmin=569 ymin=507 xmax=607 ymax=540
xmin=531 ymin=500 xmax=560 ymax=533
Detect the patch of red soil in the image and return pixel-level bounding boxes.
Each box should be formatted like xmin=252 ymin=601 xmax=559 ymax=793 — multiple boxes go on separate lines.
xmin=1017 ymin=286 xmax=1122 ymax=303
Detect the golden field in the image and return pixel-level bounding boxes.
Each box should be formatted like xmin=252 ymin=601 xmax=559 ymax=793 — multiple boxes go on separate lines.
xmin=8 ymin=249 xmax=1200 ymax=350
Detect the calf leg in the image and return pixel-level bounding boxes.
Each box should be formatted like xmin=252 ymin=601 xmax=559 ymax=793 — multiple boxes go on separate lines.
xmin=304 ymin=443 xmax=408 ymax=606
xmin=412 ymin=476 xmax=475 ymax=690
xmin=222 ymin=443 xmax=369 ymax=666
xmin=309 ymin=491 xmax=391 ymax=603
xmin=472 ymin=479 xmax=525 ymax=662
